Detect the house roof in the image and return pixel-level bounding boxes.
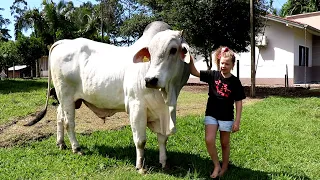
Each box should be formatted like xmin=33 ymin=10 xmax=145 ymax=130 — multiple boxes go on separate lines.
xmin=286 ymin=11 xmax=320 ymax=19
xmin=8 ymin=65 xmax=27 ymax=71
xmin=264 ymin=14 xmax=320 ymax=36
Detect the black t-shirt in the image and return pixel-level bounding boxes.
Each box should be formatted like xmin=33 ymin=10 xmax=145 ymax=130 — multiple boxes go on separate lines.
xmin=200 ymin=70 xmax=246 ymax=121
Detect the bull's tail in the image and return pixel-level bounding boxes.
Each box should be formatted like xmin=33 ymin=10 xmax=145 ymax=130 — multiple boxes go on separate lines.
xmin=24 ymin=41 xmax=62 ymax=126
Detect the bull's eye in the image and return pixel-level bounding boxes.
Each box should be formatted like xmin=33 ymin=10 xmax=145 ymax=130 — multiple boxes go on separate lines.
xmin=182 ymin=47 xmax=188 ymax=54
xmin=169 ymin=48 xmax=177 ymax=55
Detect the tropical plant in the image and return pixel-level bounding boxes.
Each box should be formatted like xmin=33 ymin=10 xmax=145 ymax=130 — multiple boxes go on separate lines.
xmin=0 ymin=41 xmax=20 ymax=71
xmin=15 ymin=35 xmax=46 ymax=77
xmin=10 ymin=0 xmax=29 ymax=40
xmin=280 ymin=0 xmax=320 ymax=17
xmin=118 ymin=0 xmax=155 ymax=45
xmin=0 ymin=8 xmax=11 ymax=41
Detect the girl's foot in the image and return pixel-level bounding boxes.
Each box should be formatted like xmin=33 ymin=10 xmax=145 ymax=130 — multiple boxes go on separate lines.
xmin=210 ymin=166 xmax=221 ymax=178
xmin=218 ymin=168 xmax=228 ymax=177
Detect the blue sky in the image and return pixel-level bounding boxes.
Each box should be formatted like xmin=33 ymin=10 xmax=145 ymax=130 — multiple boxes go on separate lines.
xmin=1 ymin=0 xmax=287 ymax=40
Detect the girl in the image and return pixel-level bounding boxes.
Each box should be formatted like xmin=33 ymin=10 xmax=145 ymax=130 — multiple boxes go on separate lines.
xmin=189 ymin=46 xmax=246 ymax=178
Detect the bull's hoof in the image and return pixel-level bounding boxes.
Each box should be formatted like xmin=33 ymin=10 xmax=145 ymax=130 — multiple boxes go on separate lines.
xmin=138 ymin=168 xmax=147 ymax=175
xmin=72 ymin=147 xmax=84 ymax=155
xmin=57 ymin=143 xmax=67 ymax=150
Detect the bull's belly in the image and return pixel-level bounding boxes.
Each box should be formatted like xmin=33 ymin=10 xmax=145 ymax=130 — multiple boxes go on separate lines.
xmin=75 ymin=84 xmax=125 ymax=110
xmin=74 ymin=86 xmax=126 ymax=119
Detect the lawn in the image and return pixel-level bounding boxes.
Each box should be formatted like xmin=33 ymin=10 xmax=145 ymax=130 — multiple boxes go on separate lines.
xmin=0 ymin=79 xmax=319 ymax=179
xmin=0 ymin=79 xmax=49 ymax=125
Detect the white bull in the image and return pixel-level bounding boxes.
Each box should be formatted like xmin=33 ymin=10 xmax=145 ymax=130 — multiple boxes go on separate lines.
xmin=25 ymin=21 xmax=191 ymax=170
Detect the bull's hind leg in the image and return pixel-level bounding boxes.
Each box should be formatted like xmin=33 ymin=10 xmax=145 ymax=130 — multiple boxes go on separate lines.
xmin=64 ymin=103 xmax=81 ymax=154
xmin=56 ymin=104 xmax=67 ymax=149
xmin=59 ymin=97 xmax=81 ymax=154
xmin=157 ymin=133 xmax=168 ymax=168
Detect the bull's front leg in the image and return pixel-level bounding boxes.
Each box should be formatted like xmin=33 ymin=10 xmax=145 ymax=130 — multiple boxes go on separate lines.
xmin=129 ymin=102 xmax=147 ymax=172
xmin=157 ymin=133 xmax=168 ymax=168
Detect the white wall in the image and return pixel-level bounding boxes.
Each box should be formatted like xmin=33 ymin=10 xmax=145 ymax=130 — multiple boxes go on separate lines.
xmin=188 ymin=20 xmax=316 ymax=82
xmin=238 ymin=21 xmax=295 ymax=79
xmin=312 ymin=36 xmax=320 ymax=66
xmin=293 ymin=27 xmax=313 ymax=66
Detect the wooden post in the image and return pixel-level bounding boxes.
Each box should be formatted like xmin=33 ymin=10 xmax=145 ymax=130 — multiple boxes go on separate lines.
xmin=286 ymin=64 xmax=289 ymax=87
xmin=237 ymin=60 xmax=240 ymax=78
xmin=13 ymin=62 xmax=15 ymax=79
xmin=250 ymin=0 xmax=256 ymax=97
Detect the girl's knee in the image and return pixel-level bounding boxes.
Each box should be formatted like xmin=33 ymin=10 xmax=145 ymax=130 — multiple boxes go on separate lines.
xmin=220 ymin=141 xmax=230 ymax=149
xmin=205 ymin=136 xmax=216 ymax=145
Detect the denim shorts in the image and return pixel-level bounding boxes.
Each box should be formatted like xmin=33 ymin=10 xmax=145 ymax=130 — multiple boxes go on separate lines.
xmin=204 ymin=116 xmax=234 ymax=132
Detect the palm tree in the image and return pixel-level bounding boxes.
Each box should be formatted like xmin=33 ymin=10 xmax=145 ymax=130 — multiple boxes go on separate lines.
xmin=280 ymin=0 xmax=319 ymax=17
xmin=0 ymin=8 xmax=11 ymax=41
xmin=41 ymin=0 xmax=78 ymax=41
xmin=70 ymin=2 xmax=101 ymax=40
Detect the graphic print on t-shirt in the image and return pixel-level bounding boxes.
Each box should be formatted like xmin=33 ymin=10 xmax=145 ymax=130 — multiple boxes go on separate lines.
xmin=215 ymin=80 xmax=231 ymax=97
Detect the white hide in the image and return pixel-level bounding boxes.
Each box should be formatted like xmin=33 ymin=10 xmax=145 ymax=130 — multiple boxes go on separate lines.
xmin=27 ymin=21 xmax=191 ymax=170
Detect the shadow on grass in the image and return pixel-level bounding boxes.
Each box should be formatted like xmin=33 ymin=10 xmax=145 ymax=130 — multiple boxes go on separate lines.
xmin=0 ymin=79 xmax=47 ymax=94
xmin=243 ymin=86 xmax=320 ymax=98
xmin=84 ymin=145 xmax=311 ymax=180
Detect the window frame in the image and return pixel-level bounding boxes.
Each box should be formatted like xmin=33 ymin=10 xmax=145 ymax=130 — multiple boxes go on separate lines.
xmin=299 ymin=45 xmax=309 ymax=67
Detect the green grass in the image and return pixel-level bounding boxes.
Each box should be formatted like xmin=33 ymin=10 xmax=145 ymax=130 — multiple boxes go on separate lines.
xmin=0 ymin=79 xmax=48 ymax=124
xmin=0 ymin=95 xmax=320 ymax=179
xmin=1 ymin=79 xmax=320 ymax=179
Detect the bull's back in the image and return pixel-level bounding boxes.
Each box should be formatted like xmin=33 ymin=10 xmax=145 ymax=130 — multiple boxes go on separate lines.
xmin=50 ymin=38 xmax=131 ymax=110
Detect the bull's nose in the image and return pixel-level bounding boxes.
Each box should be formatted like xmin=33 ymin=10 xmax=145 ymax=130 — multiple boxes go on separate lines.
xmin=145 ymin=77 xmax=158 ymax=88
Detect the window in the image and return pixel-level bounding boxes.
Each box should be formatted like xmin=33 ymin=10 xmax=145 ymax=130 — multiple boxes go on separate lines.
xmin=299 ymin=46 xmax=309 ymax=66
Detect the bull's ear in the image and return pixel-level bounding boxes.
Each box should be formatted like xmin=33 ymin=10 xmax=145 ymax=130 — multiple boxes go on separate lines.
xmin=179 ymin=30 xmax=184 ymax=37
xmin=180 ymin=50 xmax=191 ymax=64
xmin=180 ymin=44 xmax=191 ymax=64
xmin=133 ymin=47 xmax=150 ymax=63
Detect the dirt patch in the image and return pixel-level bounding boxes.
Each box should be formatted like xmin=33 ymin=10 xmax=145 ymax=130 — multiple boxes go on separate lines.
xmin=0 ymin=105 xmax=130 ymax=148
xmin=2 ymin=85 xmax=316 ymax=148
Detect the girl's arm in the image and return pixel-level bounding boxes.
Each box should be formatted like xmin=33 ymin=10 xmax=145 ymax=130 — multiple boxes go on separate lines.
xmin=232 ymin=100 xmax=243 ymax=132
xmin=189 ymin=56 xmax=200 ymax=77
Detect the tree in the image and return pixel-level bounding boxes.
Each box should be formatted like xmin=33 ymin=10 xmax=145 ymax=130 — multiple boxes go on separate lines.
xmin=70 ymin=2 xmax=105 ymax=42
xmin=15 ymin=36 xmax=46 ymax=77
xmin=280 ymin=0 xmax=319 ymax=17
xmin=138 ymin=0 xmax=269 ymax=69
xmin=118 ymin=0 xmax=155 ymax=45
xmin=41 ymin=0 xmax=78 ymax=41
xmin=96 ymin=0 xmax=124 ymax=43
xmin=0 ymin=41 xmax=20 ymax=72
xmin=10 ymin=0 xmax=29 ymax=40
xmin=0 ymin=8 xmax=11 ymax=41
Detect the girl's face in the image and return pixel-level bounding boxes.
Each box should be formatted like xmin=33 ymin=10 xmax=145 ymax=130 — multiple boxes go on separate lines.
xmin=220 ymin=56 xmax=234 ymax=74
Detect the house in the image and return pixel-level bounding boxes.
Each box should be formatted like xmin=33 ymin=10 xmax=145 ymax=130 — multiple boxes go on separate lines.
xmin=189 ymin=12 xmax=320 ymax=86
xmin=7 ymin=65 xmax=29 ymax=78
xmin=38 ymin=56 xmax=48 ymax=77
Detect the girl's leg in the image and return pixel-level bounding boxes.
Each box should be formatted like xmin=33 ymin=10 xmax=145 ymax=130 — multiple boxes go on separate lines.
xmin=205 ymin=124 xmax=220 ymax=178
xmin=219 ymin=131 xmax=231 ymax=176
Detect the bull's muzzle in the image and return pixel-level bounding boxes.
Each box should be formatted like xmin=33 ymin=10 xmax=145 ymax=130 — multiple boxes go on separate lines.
xmin=145 ymin=77 xmax=158 ymax=88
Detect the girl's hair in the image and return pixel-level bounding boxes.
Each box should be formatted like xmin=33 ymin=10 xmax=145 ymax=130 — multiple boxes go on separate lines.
xmin=212 ymin=46 xmax=236 ymax=69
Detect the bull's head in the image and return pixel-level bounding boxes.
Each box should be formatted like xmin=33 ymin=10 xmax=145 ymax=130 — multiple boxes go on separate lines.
xmin=133 ymin=30 xmax=191 ymax=106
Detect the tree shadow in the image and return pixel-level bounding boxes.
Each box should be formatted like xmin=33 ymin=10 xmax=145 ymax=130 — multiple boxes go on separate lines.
xmin=83 ymin=145 xmax=311 ymax=180
xmin=0 ymin=79 xmax=47 ymax=94
xmin=244 ymin=86 xmax=320 ymax=98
